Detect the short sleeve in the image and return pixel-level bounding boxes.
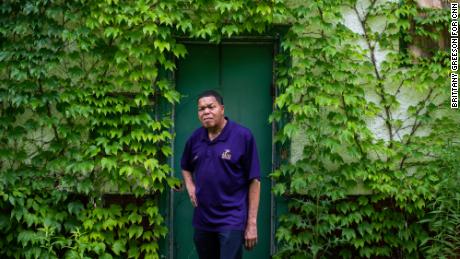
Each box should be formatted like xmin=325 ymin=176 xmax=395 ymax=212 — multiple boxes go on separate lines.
xmin=243 ymin=132 xmax=261 ymax=181
xmin=180 ymin=138 xmax=194 ymax=172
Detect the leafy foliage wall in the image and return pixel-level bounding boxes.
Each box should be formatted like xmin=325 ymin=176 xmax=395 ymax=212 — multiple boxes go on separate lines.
xmin=0 ymin=0 xmax=457 ymax=258
xmin=0 ymin=0 xmax=284 ymax=258
xmin=271 ymin=0 xmax=459 ymax=258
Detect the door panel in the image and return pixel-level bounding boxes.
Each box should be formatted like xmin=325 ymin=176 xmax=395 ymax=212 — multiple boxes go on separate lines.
xmin=174 ymin=43 xmax=273 ymax=259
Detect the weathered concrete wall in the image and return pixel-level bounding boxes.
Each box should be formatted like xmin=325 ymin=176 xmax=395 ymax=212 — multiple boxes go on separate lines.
xmin=290 ymin=0 xmax=392 ymax=163
xmin=290 ymin=0 xmax=443 ymax=163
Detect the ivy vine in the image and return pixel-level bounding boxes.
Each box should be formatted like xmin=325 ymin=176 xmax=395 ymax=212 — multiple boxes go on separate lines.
xmin=271 ymin=0 xmax=458 ymax=258
xmin=0 ymin=0 xmax=285 ymax=258
xmin=0 ymin=0 xmax=457 ymax=258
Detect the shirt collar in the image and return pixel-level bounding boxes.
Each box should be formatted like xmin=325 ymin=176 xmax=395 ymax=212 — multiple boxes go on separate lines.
xmin=201 ymin=117 xmax=231 ymax=143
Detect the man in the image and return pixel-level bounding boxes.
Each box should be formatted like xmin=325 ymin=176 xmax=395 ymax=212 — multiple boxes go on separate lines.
xmin=180 ymin=90 xmax=261 ymax=259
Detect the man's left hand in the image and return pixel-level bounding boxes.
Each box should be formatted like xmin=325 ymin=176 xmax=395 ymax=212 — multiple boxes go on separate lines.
xmin=244 ymin=223 xmax=257 ymax=250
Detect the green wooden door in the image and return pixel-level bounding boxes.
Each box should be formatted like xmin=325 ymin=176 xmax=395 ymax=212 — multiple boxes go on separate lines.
xmin=173 ymin=43 xmax=273 ymax=259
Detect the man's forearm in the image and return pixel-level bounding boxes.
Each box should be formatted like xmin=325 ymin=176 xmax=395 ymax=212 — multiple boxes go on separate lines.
xmin=244 ymin=179 xmax=260 ymax=250
xmin=182 ymin=170 xmax=194 ymax=188
xmin=182 ymin=170 xmax=197 ymax=207
xmin=247 ymin=179 xmax=260 ymax=225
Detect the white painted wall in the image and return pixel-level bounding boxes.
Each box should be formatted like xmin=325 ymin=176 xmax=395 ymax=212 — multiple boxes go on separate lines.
xmin=290 ymin=0 xmax=437 ymax=163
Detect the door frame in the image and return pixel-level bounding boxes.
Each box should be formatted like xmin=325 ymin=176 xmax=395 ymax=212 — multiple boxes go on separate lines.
xmin=166 ymin=34 xmax=284 ymax=259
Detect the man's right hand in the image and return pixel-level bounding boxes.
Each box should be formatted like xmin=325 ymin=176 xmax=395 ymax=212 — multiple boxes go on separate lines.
xmin=187 ymin=185 xmax=198 ymax=207
xmin=182 ymin=170 xmax=198 ymax=207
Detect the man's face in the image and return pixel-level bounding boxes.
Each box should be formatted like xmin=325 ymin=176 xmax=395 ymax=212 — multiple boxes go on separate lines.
xmin=197 ymin=96 xmax=225 ymax=129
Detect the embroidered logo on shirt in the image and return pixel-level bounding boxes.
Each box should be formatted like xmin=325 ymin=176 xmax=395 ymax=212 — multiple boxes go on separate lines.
xmin=221 ymin=149 xmax=232 ymax=160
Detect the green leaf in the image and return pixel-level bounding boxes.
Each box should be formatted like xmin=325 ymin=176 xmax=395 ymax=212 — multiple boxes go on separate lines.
xmin=172 ymin=44 xmax=187 ymax=58
xmin=222 ymin=25 xmax=239 ymax=37
xmin=102 ymin=218 xmax=118 ymax=230
xmin=128 ymin=225 xmax=144 ymax=239
xmin=272 ymin=183 xmax=286 ymax=196
xmin=112 ymin=240 xmax=126 ymax=255
xmin=154 ymin=40 xmax=170 ymax=52
xmin=120 ymin=166 xmax=134 ymax=176
xmin=142 ymin=24 xmax=158 ymax=36
xmin=144 ymin=159 xmax=159 ymax=171
xmin=166 ymin=177 xmax=181 ymax=189
xmin=104 ymin=27 xmax=121 ymax=38
xmin=164 ymin=90 xmax=180 ymax=103
xmin=65 ymin=250 xmax=80 ymax=259
xmin=128 ymin=245 xmax=140 ymax=258
xmin=67 ymin=201 xmax=84 ymax=215
xmin=101 ymin=157 xmax=117 ymax=171
xmin=93 ymin=242 xmax=106 ymax=255
xmin=128 ymin=213 xmax=142 ymax=224
xmin=100 ymin=253 xmax=113 ymax=259
xmin=17 ymin=230 xmax=36 ymax=247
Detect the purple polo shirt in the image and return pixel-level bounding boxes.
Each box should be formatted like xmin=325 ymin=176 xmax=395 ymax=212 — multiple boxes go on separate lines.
xmin=180 ymin=118 xmax=261 ymax=231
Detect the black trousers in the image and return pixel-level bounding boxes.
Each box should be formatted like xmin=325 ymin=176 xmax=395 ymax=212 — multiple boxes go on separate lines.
xmin=193 ymin=229 xmax=244 ymax=259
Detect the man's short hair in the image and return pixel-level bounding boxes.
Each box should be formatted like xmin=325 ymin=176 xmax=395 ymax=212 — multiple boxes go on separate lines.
xmin=197 ymin=90 xmax=224 ymax=105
